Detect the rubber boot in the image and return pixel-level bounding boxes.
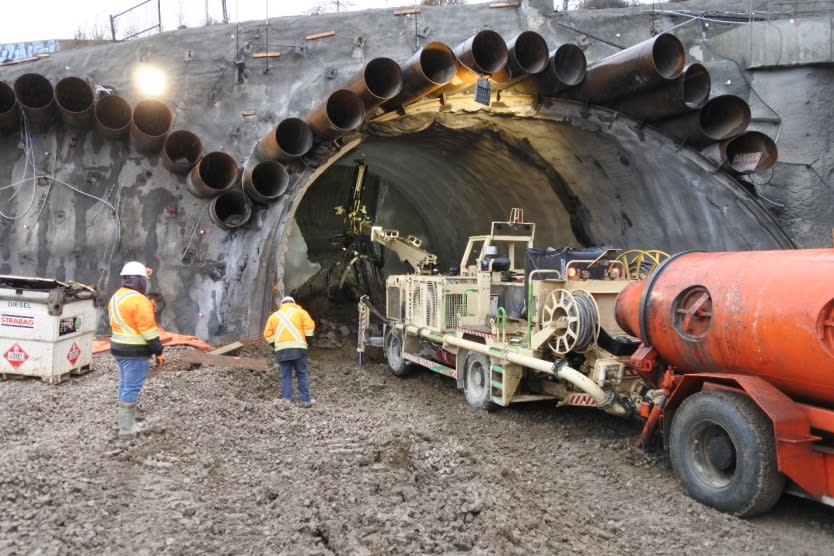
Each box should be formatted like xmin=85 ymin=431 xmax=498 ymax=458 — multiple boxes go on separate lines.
xmin=118 ymin=402 xmax=144 ymax=437
xmin=134 ymin=405 xmax=145 ymax=423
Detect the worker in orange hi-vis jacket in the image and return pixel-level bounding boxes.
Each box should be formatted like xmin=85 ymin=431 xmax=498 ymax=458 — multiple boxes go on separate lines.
xmin=263 ymin=296 xmax=316 ymax=407
xmin=108 ymin=261 xmax=164 ymax=438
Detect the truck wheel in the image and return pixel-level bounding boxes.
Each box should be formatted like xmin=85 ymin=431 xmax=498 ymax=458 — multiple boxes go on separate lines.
xmin=669 ymin=390 xmax=785 ymax=516
xmin=463 ymin=353 xmax=498 ymax=412
xmin=385 ymin=329 xmax=412 ymax=378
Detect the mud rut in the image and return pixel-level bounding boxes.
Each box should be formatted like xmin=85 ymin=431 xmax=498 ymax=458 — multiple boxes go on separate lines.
xmin=1 ymin=320 xmax=833 ymax=555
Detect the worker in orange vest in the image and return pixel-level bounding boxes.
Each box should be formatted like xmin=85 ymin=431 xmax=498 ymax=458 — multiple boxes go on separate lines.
xmin=263 ymin=296 xmax=316 ymax=407
xmin=108 ymin=261 xmax=165 ymax=437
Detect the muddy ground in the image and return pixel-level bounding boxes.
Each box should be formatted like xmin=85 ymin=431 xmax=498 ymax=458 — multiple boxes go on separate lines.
xmin=1 ymin=319 xmax=833 ymax=555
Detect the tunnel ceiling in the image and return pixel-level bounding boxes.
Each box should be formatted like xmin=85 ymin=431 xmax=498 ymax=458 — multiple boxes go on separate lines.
xmin=293 ymin=99 xmax=793 ymax=280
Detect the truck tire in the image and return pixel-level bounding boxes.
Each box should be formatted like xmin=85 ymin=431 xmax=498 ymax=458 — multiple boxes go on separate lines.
xmin=463 ymin=353 xmax=498 ymax=412
xmin=669 ymin=390 xmax=785 ymax=516
xmin=385 ymin=329 xmax=412 ymax=377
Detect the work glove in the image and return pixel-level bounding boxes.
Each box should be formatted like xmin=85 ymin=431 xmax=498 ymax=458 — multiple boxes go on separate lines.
xmin=155 ymin=354 xmax=166 ymax=368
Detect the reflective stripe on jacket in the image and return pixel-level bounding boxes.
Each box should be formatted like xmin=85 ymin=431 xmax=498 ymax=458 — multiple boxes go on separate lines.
xmin=108 ymin=287 xmax=160 ymax=346
xmin=263 ymin=302 xmax=315 ymax=351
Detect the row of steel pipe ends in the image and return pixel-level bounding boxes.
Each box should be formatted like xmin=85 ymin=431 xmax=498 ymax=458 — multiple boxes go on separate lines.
xmin=344 ymin=57 xmax=403 ymax=114
xmin=256 ymin=117 xmax=314 ymax=162
xmin=436 ymin=30 xmax=508 ymax=95
xmin=55 ymin=76 xmax=95 ymax=128
xmin=492 ymin=31 xmax=551 ymax=90
xmin=614 ymin=250 xmax=834 ymax=407
xmin=655 ymin=94 xmax=751 ymax=148
xmin=383 ymin=42 xmax=457 ymax=109
xmin=611 ymin=62 xmax=711 ymax=122
xmin=0 ymin=81 xmax=19 ymax=133
xmin=566 ymin=33 xmax=685 ymax=104
xmin=130 ymin=99 xmax=172 ymax=154
xmin=13 ymin=73 xmax=56 ymax=127
xmin=162 ymin=130 xmax=203 ymax=174
xmin=187 ymin=151 xmax=239 ymax=198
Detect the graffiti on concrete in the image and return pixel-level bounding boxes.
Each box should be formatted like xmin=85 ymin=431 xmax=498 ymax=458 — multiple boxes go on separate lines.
xmin=0 ymin=40 xmax=61 ymax=63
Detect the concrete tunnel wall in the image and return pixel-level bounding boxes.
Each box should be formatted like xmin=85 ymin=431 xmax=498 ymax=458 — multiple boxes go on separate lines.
xmin=0 ymin=0 xmax=829 ymax=342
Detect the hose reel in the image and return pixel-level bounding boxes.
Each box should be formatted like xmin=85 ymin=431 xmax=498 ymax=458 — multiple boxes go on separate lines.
xmin=540 ymin=288 xmax=600 ymax=355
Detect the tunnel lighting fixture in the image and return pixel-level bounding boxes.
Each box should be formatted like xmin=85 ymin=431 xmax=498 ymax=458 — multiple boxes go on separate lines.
xmin=134 ymin=63 xmax=166 ymax=97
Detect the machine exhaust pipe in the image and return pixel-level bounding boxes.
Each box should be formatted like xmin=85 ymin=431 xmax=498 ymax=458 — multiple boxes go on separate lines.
xmin=305 ymin=89 xmax=365 ymax=141
xmin=611 ymin=63 xmax=710 ymax=122
xmin=162 ymin=130 xmax=203 ymax=174
xmin=187 ymin=151 xmax=239 ymax=198
xmin=343 ymin=57 xmax=403 ymax=113
xmin=436 ymin=30 xmax=508 ymax=95
xmin=701 ymin=130 xmax=778 ymax=175
xmin=654 ymin=94 xmax=751 ymax=148
xmin=13 ymin=73 xmax=56 ymax=127
xmin=94 ymin=94 xmax=131 ymax=139
xmin=130 ymin=99 xmax=172 ymax=154
xmin=210 ymin=189 xmax=252 ymax=230
xmin=566 ymin=33 xmax=685 ymax=104
xmin=256 ymin=117 xmax=314 ymax=161
xmin=492 ymin=31 xmax=550 ymax=89
xmin=522 ymin=44 xmax=587 ymax=96
xmin=0 ymin=81 xmax=20 ymax=133
xmin=243 ymin=160 xmax=289 ymax=204
xmin=382 ymin=42 xmax=457 ymax=109
xmin=54 ymin=76 xmax=94 ymax=128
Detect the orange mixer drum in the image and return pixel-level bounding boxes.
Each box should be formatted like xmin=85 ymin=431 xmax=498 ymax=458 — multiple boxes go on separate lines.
xmin=615 ymin=249 xmax=834 ymax=406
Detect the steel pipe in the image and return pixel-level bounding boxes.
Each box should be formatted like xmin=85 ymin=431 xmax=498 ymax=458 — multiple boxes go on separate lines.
xmin=701 ymin=131 xmax=778 ymax=175
xmin=187 ymin=151 xmax=238 ymax=198
xmin=130 ymin=99 xmax=172 ymax=154
xmin=383 ymin=42 xmax=457 ymax=109
xmin=305 ymin=89 xmax=365 ymax=141
xmin=565 ymin=33 xmax=685 ymax=104
xmin=255 ymin=117 xmax=313 ymax=161
xmin=94 ymin=94 xmax=131 ymax=139
xmin=611 ymin=63 xmax=710 ymax=122
xmin=13 ymin=73 xmax=56 ymax=127
xmin=0 ymin=81 xmax=19 ymax=132
xmin=654 ymin=94 xmax=751 ymax=148
xmin=492 ymin=31 xmax=550 ymax=89
xmin=436 ymin=30 xmax=508 ymax=95
xmin=343 ymin=57 xmax=403 ymax=113
xmin=210 ymin=189 xmax=252 ymax=230
xmin=162 ymin=130 xmax=203 ymax=174
xmin=55 ymin=76 xmax=94 ymax=128
xmin=243 ymin=160 xmax=289 ymax=204
xmin=523 ymin=44 xmax=587 ymax=96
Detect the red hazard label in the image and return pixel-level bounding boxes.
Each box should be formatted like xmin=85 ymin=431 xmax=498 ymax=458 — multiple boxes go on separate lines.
xmin=67 ymin=342 xmax=81 ymax=366
xmin=3 ymin=343 xmax=29 ymax=369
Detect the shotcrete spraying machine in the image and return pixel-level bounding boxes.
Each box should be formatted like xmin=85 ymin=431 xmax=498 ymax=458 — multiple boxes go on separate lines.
xmin=357 ymin=208 xmax=834 ymax=516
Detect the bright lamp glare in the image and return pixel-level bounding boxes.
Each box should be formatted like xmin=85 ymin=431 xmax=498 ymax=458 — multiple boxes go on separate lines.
xmin=135 ymin=64 xmax=166 ymax=97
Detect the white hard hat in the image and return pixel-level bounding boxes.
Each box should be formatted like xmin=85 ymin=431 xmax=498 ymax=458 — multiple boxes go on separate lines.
xmin=281 ymin=296 xmax=295 ymax=304
xmin=120 ymin=261 xmax=148 ymax=276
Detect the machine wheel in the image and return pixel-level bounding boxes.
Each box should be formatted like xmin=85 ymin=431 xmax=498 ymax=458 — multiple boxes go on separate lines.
xmin=463 ymin=353 xmax=498 ymax=412
xmin=669 ymin=390 xmax=785 ymax=516
xmin=385 ymin=329 xmax=412 ymax=378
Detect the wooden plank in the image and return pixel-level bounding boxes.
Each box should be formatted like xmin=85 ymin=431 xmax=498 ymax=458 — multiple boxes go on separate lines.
xmin=0 ymin=53 xmax=50 ymax=67
xmin=178 ymin=350 xmax=269 ymax=371
xmin=241 ymin=110 xmax=256 ymax=117
xmin=305 ymin=30 xmax=336 ymax=41
xmin=394 ymin=7 xmax=420 ymax=15
xmin=209 ymin=341 xmax=244 ymax=355
xmin=252 ymin=51 xmax=281 ymax=59
xmin=490 ymin=1 xmax=521 ymax=7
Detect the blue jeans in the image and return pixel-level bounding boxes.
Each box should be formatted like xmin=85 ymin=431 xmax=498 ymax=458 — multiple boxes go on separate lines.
xmin=276 ymin=352 xmax=310 ymax=403
xmin=115 ymin=357 xmax=149 ymax=403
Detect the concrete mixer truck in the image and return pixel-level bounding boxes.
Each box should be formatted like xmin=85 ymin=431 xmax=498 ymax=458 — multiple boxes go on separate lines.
xmin=357 ymin=208 xmax=834 ymax=516
xmin=614 ymin=249 xmax=834 ymax=516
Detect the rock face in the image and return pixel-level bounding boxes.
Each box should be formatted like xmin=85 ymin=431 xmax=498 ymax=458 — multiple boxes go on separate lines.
xmin=0 ymin=0 xmax=829 ymax=341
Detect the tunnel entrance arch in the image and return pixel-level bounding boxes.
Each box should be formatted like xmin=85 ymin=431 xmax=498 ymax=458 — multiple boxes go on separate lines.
xmin=261 ymin=93 xmax=792 ymax=332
